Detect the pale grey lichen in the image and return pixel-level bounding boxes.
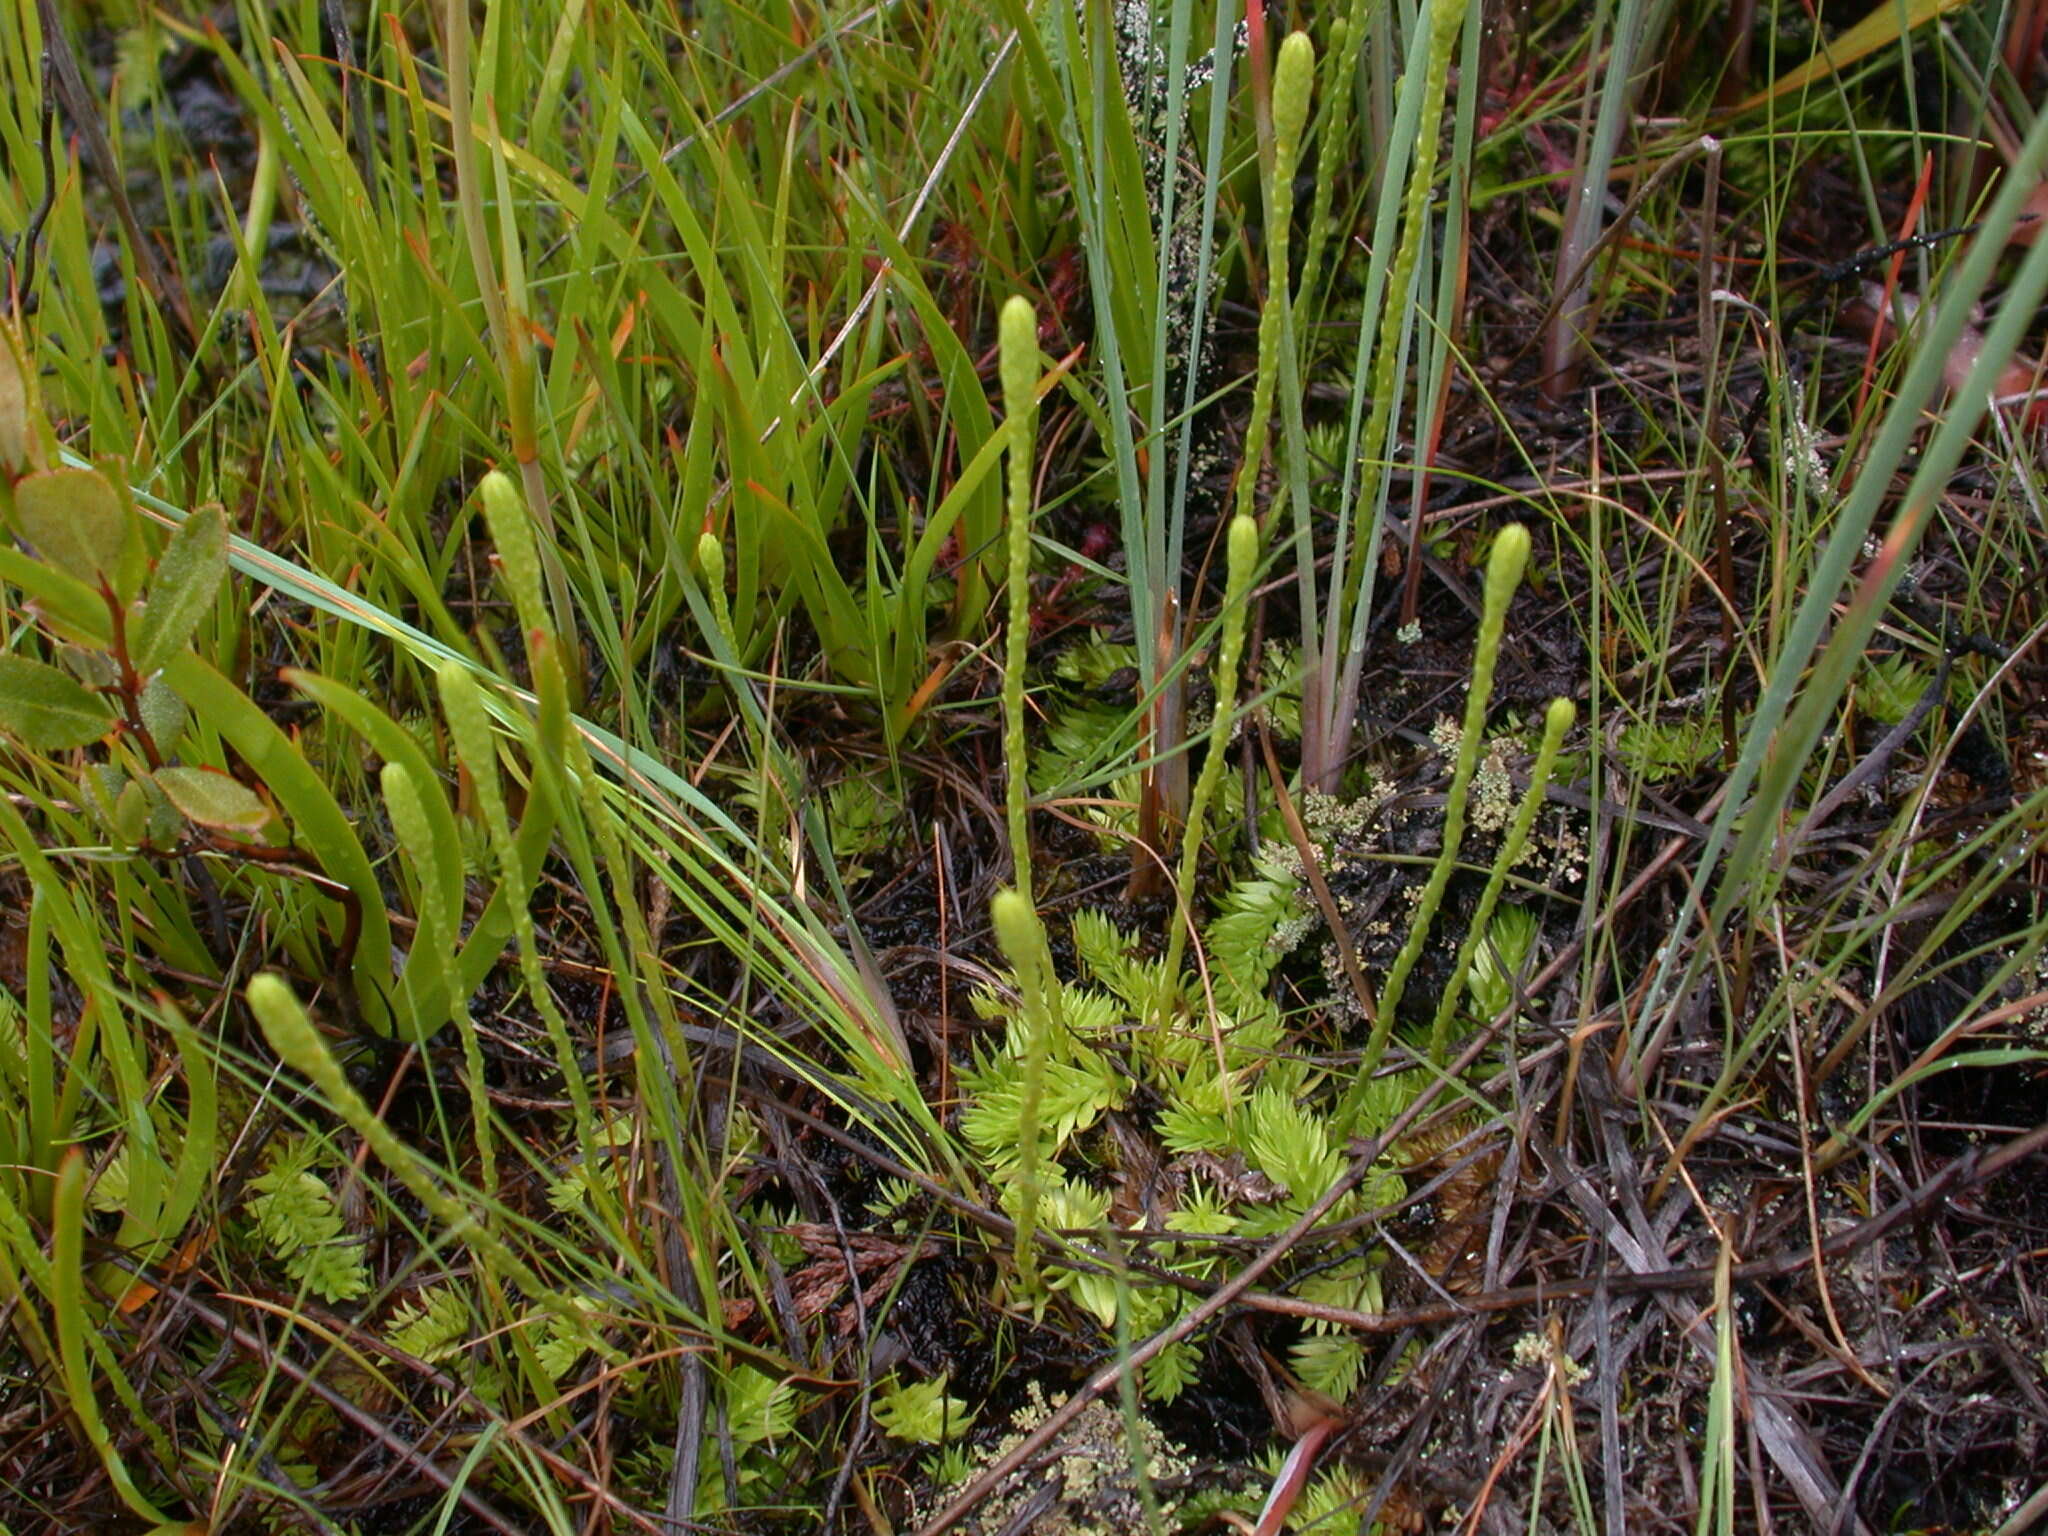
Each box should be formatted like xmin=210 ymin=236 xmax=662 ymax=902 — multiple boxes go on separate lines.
xmin=921 ymin=1382 xmax=1194 ymax=1535
xmin=1468 ymin=743 xmax=1514 ymax=834
xmin=1780 ymin=372 xmax=1834 ymax=500
xmin=1040 ymin=1 xmax=1247 ymax=434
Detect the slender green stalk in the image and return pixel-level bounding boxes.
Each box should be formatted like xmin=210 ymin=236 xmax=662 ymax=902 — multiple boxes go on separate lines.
xmin=1161 ymin=514 xmax=1259 ymax=994
xmin=999 ymin=295 xmax=1040 ymax=904
xmin=1696 ymin=1233 xmax=1738 ymax=1536
xmin=247 ymin=973 xmax=605 ymax=1342
xmin=1543 ymin=0 xmax=1675 ymax=399
xmin=1296 ymin=1 xmax=1368 ymax=327
xmin=49 ymin=1151 xmax=170 ymax=1525
xmin=1426 ymin=695 xmax=1576 ymax=1061
xmin=1350 ymin=524 xmax=1530 ymax=1099
xmin=993 ymin=295 xmax=1053 ymax=1294
xmin=438 ymin=656 xmax=611 ymax=1217
xmin=1636 ymin=99 xmax=2048 ymax=1115
xmin=991 ymin=888 xmax=1054 ymax=1295
xmin=1233 ymin=33 xmax=1314 ymax=542
xmin=440 ymin=0 xmax=583 ymax=701
xmin=383 ymin=758 xmax=497 ymax=1195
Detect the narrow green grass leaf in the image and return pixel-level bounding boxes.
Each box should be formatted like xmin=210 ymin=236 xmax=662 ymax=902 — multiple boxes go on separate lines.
xmin=1733 ymin=0 xmax=1973 ymax=110
xmin=162 ymin=652 xmax=393 ymax=1033
xmin=283 ymin=671 xmax=466 ymax=955
xmin=51 ymin=1149 xmax=172 ymax=1524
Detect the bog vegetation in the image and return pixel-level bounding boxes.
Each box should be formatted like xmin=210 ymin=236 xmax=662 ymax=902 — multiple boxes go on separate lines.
xmin=1 ymin=0 xmax=2046 ymax=1531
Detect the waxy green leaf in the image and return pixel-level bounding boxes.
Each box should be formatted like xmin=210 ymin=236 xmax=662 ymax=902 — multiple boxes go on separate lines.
xmin=134 ymin=505 xmax=229 ymax=674
xmin=11 ymin=465 xmax=141 ymax=597
xmin=0 ymin=654 xmax=112 ymax=749
xmin=152 ymin=765 xmax=273 ymax=833
xmin=137 ymin=675 xmax=188 ymax=750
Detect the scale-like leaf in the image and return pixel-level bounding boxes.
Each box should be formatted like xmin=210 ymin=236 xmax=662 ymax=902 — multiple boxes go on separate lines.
xmin=152 ymin=765 xmax=272 ymax=833
xmin=1246 ymin=1084 xmax=1341 ymax=1202
xmin=0 ymin=654 xmax=112 ymax=749
xmin=133 ymin=506 xmax=228 ymax=674
xmin=243 ymin=1157 xmax=370 ymax=1304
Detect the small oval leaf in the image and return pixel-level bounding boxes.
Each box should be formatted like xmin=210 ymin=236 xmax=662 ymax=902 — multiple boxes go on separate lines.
xmin=0 ymin=654 xmax=113 ymax=749
xmin=137 ymin=675 xmax=188 ymax=750
xmin=143 ymin=774 xmax=184 ymax=846
xmin=79 ymin=761 xmax=128 ymax=828
xmin=57 ymin=643 xmax=118 ymax=689
xmin=134 ymin=506 xmax=229 ymax=673
xmin=11 ymin=466 xmax=135 ymax=592
xmin=152 ymin=765 xmax=273 ymax=833
xmin=114 ymin=779 xmax=151 ymax=846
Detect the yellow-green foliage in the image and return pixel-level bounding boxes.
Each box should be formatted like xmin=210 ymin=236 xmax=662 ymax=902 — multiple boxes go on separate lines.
xmin=386 ymin=1285 xmax=474 ymax=1365
xmin=825 ymin=771 xmax=901 ymax=882
xmin=241 ymin=1139 xmax=370 ymax=1305
xmin=960 ymin=889 xmax=1418 ymax=1394
xmin=875 ymin=1372 xmax=976 ymax=1445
